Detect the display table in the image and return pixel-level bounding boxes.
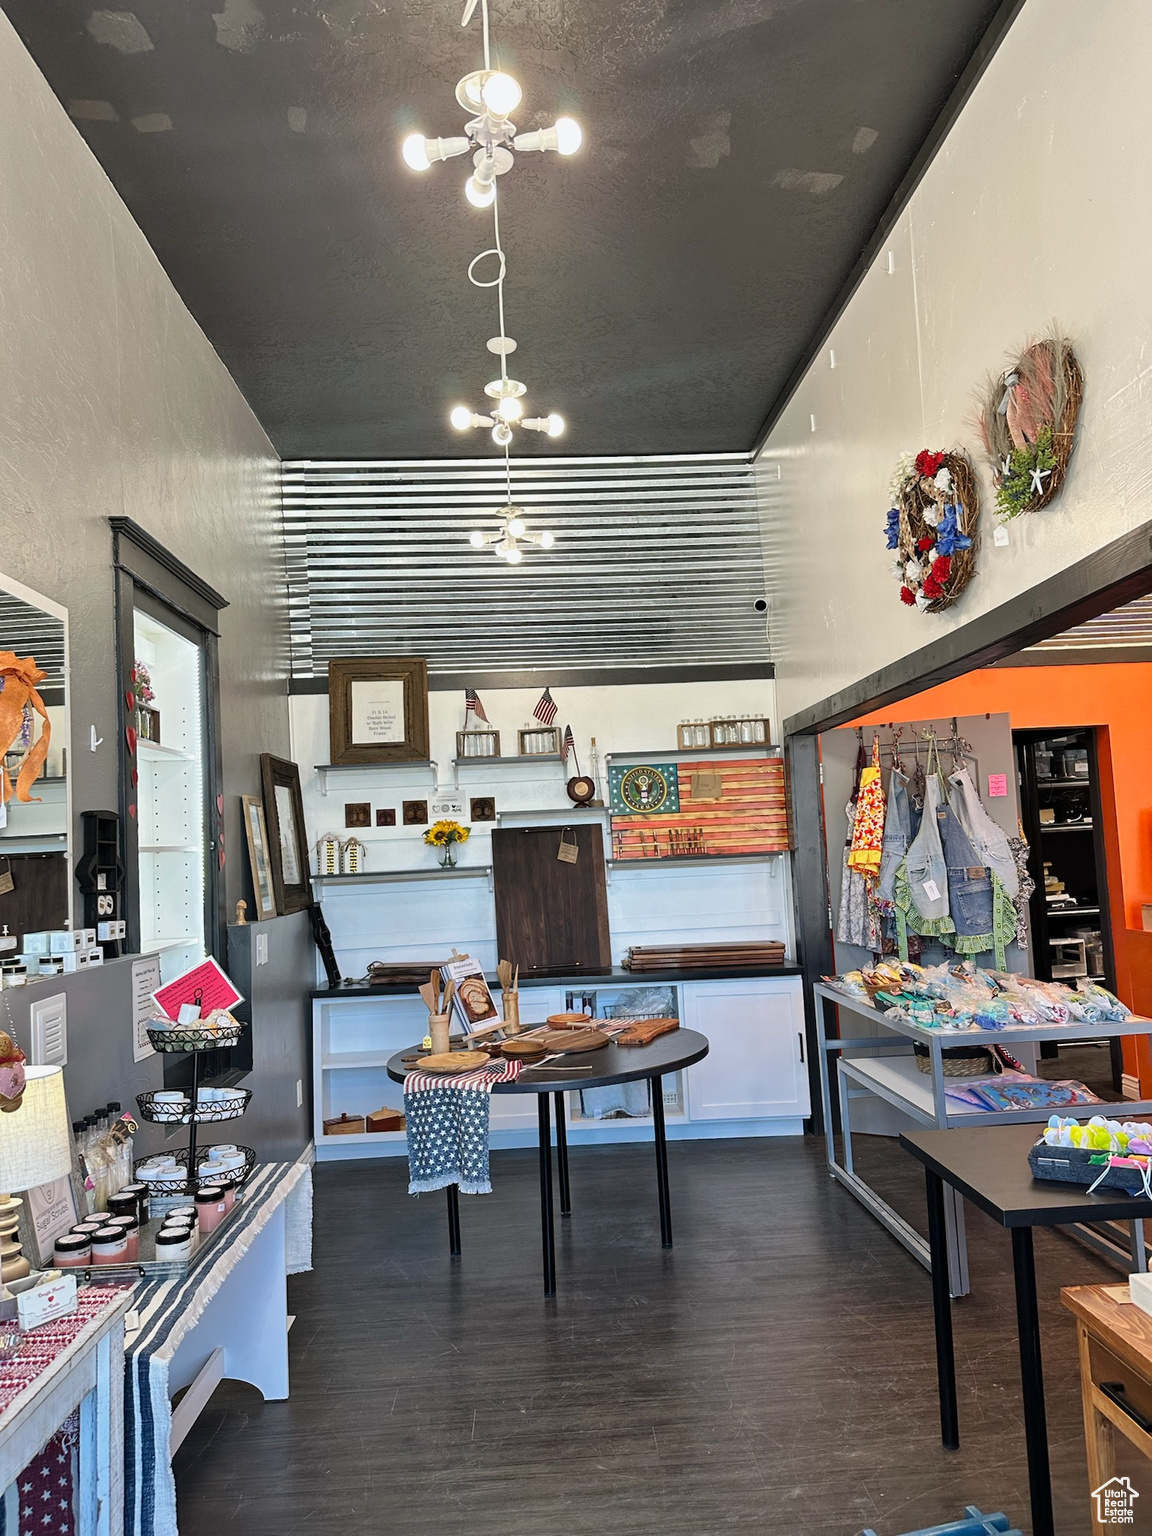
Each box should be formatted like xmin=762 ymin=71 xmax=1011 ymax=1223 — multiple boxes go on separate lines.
xmin=123 ymin=1160 xmax=312 ymax=1536
xmin=815 ymin=982 xmax=1152 ymax=1293
xmin=0 ymin=1283 xmax=136 ymax=1536
xmin=1061 ymin=1282 xmax=1152 ymax=1536
xmin=900 ymin=1123 xmax=1152 ymax=1536
xmin=387 ymin=1031 xmax=710 ymax=1297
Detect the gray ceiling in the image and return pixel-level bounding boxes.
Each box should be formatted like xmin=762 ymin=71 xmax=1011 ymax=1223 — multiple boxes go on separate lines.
xmin=5 ymin=0 xmax=1007 ymax=458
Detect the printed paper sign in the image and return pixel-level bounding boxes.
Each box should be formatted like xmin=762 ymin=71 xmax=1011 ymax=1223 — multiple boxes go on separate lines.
xmin=987 ymin=773 xmax=1008 ymax=798
xmin=922 ymin=879 xmax=941 ymax=902
xmin=440 ymin=955 xmax=499 ymax=1031
xmin=26 ymin=1178 xmax=80 ymax=1264
xmin=351 ymin=679 xmax=405 ymax=745
xmin=132 ymin=954 xmax=161 ymax=1061
xmin=153 ymin=956 xmax=243 ymax=1022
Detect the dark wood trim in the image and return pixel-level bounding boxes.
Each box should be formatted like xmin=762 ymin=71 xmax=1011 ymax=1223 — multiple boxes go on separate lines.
xmin=260 ymin=753 xmax=312 ymax=916
xmin=327 ymin=657 xmax=430 ymax=764
xmin=990 ymin=646 xmax=1152 ymax=668
xmin=783 ymin=520 xmax=1152 ymax=737
xmin=112 ymin=567 xmax=141 ymax=954
xmin=289 ymin=661 xmax=776 ymax=695
xmin=110 ymin=517 xmax=229 ymax=614
xmin=751 ymin=0 xmax=1027 ymax=457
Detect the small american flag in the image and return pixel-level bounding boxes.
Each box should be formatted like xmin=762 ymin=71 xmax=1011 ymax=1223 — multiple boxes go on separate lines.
xmin=464 ymin=687 xmax=489 ymax=723
xmin=561 ymin=724 xmax=574 ymax=765
xmin=533 ymin=687 xmax=557 ymax=725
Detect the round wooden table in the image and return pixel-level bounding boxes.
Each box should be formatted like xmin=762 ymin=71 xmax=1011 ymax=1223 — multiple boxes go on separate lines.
xmin=387 ymin=1029 xmax=710 ymax=1296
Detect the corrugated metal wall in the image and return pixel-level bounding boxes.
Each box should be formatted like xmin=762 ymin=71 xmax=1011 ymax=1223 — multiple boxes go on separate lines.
xmin=282 ymin=455 xmax=770 ymax=679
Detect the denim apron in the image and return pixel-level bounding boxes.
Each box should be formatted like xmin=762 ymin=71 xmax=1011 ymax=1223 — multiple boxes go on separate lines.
xmin=876 ymin=768 xmax=910 ymax=905
xmin=948 ymin=767 xmax=1018 ymax=898
xmin=935 ymin=792 xmax=1003 ymax=966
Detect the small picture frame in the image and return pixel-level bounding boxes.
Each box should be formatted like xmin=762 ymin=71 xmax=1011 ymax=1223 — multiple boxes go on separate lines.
xmin=403 ymin=800 xmax=429 ymax=826
xmin=517 ymin=727 xmax=561 ymax=757
xmin=376 ymin=808 xmax=396 ymax=827
xmin=260 ymin=754 xmax=312 ymax=915
xmin=241 ymin=794 xmax=277 ymax=921
xmin=470 ymin=797 xmax=496 ymax=822
xmin=344 ymin=802 xmax=371 ymax=829
xmin=328 ymin=657 xmax=430 ymax=765
xmin=456 ymin=729 xmax=501 ymax=760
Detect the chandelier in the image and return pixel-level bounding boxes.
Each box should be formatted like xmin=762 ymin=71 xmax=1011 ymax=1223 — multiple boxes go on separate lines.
xmin=401 ymin=0 xmax=581 ymax=208
xmin=469 ymin=503 xmax=554 ymax=564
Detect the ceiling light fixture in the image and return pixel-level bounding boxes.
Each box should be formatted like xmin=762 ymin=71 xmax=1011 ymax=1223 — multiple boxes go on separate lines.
xmin=400 ymin=0 xmax=582 ymax=207
xmin=468 ymin=504 xmax=556 ymax=564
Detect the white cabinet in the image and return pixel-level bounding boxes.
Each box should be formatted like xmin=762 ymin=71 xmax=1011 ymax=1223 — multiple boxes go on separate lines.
xmin=682 ymin=977 xmax=809 ymax=1120
xmin=489 ymin=987 xmax=566 ymax=1131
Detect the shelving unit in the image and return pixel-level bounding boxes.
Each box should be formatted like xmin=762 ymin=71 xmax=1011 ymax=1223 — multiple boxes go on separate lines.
xmin=314 ymin=760 xmax=436 ymax=795
xmin=137 ymin=1021 xmax=252 ymax=1196
xmin=454 ymin=754 xmax=561 ymax=767
xmin=312 ymin=865 xmax=493 ymax=890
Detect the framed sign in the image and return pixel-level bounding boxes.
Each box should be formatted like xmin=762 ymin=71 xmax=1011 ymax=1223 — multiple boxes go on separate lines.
xmin=328 ymin=657 xmax=429 ymax=765
xmin=260 ymin=753 xmax=312 ymax=915
xmin=241 ymin=794 xmax=277 ymax=920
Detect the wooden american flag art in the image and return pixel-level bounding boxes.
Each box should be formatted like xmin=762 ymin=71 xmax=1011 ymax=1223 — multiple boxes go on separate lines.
xmin=609 ymin=757 xmax=789 ymax=859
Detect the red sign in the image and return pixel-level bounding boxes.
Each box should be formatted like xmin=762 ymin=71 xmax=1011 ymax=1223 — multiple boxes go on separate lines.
xmin=153 ymin=957 xmax=244 ymax=1021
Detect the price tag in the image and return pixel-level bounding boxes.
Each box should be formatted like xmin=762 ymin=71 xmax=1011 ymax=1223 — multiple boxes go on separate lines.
xmin=993 ymin=525 xmax=1010 ymax=547
xmin=922 ymin=879 xmax=941 ymax=902
xmin=987 ymin=773 xmax=1008 ymax=797
xmin=557 ymin=829 xmax=579 ymax=864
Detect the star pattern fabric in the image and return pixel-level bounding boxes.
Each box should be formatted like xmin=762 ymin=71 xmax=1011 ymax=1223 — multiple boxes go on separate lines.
xmin=404 ymin=1059 xmax=522 ymax=1195
xmin=5 ymin=1413 xmax=79 ymax=1536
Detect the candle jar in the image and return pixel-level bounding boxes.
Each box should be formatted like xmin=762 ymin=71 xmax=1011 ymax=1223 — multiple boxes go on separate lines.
xmin=155 ymin=1227 xmax=193 ymax=1263
xmin=120 ymin=1183 xmax=151 ymax=1224
xmin=194 ymin=1187 xmax=227 ymax=1234
xmin=53 ymin=1234 xmax=91 ymax=1268
xmin=108 ymin=1215 xmax=139 ymax=1261
xmin=90 ymin=1227 xmax=128 ymax=1265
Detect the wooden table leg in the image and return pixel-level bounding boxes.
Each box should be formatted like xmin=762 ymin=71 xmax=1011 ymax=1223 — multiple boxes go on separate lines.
xmin=926 ymin=1168 xmax=959 ymax=1450
xmin=1077 ymin=1320 xmax=1113 ymax=1536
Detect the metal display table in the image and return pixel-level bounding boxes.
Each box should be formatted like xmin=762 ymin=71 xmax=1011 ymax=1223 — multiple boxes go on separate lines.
xmin=387 ymin=1029 xmax=710 ymax=1297
xmin=814 ymin=982 xmax=1152 ymax=1294
xmin=900 ymin=1123 xmax=1152 ymax=1536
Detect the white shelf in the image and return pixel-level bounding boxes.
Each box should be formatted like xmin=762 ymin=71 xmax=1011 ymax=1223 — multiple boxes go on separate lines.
xmin=321 ymin=1051 xmax=397 ymax=1070
xmin=312 ymin=866 xmax=493 ymax=888
xmin=840 ymin=1054 xmax=1002 ymax=1120
xmin=315 ymin=761 xmax=437 ymax=795
xmin=142 ymin=935 xmax=200 ymax=953
xmin=140 ymin=843 xmax=200 ymax=854
xmin=453 ymin=754 xmax=561 ymax=767
xmin=137 ymin=740 xmax=194 ymax=762
xmin=496 ymin=806 xmax=609 ymax=823
xmin=320 ymin=1129 xmax=406 ymax=1145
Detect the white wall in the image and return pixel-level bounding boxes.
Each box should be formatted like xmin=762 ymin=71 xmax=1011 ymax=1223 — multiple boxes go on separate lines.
xmin=290 ymin=677 xmax=789 ymax=975
xmin=0 ymin=12 xmax=287 ymax=905
xmin=759 ymin=0 xmax=1152 ymax=726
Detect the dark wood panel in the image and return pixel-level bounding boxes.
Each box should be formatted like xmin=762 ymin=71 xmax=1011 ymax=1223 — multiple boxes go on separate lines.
xmin=0 ymin=852 xmax=68 ymax=935
xmin=491 ymin=825 xmax=611 ymax=975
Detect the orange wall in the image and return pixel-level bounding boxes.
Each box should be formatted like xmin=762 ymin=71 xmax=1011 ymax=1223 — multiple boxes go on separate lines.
xmin=852 ymin=665 xmax=1152 ymax=1078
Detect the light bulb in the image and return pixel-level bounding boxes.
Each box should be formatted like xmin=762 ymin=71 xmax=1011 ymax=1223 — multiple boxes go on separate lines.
xmin=465 ymin=174 xmax=497 ymax=208
xmin=450 ymin=406 xmax=474 ymax=431
xmin=492 ymin=421 xmax=513 ymax=446
xmin=507 ymin=518 xmax=526 ymax=537
xmin=402 ymin=133 xmax=431 ymax=171
xmin=539 ymin=530 xmax=555 ymax=548
xmin=496 ymin=395 xmax=523 ymax=422
xmin=546 ymin=412 xmax=565 ymax=437
xmin=469 ymin=530 xmax=485 ymax=547
xmin=481 ymin=72 xmax=522 ymax=118
xmin=554 ymin=117 xmax=582 ymax=155
xmin=505 ymin=545 xmax=523 ymax=565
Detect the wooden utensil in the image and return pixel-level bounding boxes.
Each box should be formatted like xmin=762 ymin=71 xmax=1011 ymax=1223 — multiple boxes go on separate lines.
xmin=442 ymin=979 xmax=456 ymax=1018
xmin=412 ymin=1050 xmax=491 ymax=1074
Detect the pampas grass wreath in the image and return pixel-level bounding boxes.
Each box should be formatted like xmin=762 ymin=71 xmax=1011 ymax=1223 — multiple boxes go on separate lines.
xmin=887 ymin=449 xmax=980 ymax=615
xmin=977 ymin=329 xmax=1083 ymax=520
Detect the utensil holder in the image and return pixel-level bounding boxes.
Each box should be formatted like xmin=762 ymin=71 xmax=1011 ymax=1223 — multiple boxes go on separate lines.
xmin=429 ymin=1013 xmax=451 ymax=1055
xmin=501 ymin=990 xmax=521 ymax=1033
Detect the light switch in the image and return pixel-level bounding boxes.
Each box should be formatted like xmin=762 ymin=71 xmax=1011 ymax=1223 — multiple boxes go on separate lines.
xmin=30 ymin=992 xmax=67 ymax=1066
xmin=256 ymin=932 xmax=269 ymax=966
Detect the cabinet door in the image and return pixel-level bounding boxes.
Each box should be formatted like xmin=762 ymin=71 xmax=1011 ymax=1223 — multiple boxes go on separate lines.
xmin=682 ymin=979 xmax=809 ymax=1120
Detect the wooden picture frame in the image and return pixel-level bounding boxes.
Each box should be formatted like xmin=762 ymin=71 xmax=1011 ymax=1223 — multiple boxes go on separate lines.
xmin=241 ymin=794 xmax=277 ymax=921
xmin=259 ymin=754 xmax=311 ymax=915
xmin=328 ymin=657 xmax=429 ymax=765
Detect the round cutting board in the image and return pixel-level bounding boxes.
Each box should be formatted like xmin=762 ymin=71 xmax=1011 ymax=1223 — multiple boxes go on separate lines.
xmin=412 ymin=1050 xmax=491 ymax=1074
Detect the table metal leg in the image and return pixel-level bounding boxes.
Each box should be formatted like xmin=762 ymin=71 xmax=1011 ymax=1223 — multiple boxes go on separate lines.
xmin=445 ymin=1184 xmax=461 ymax=1257
xmin=554 ymin=1091 xmax=571 ymax=1217
xmin=538 ymin=1094 xmax=556 ymax=1297
xmin=925 ymin=1169 xmax=959 ymax=1451
xmin=1131 ymin=1219 xmax=1148 ymax=1273
xmin=1012 ymin=1225 xmax=1054 ymax=1536
xmin=652 ymin=1075 xmax=673 ymax=1248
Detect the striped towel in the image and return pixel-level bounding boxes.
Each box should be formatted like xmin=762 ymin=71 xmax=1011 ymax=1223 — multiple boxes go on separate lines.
xmin=404 ymin=1059 xmax=522 ymax=1196
xmin=124 ymin=1161 xmax=313 ymax=1536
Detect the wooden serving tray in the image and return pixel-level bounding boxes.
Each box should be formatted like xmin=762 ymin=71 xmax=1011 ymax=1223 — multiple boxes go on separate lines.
xmin=500 ymin=1040 xmax=549 ymax=1061
xmin=411 ymin=1050 xmax=491 ymax=1074
xmin=616 ymin=1017 xmax=680 ymax=1048
xmin=533 ymin=1027 xmax=610 ymax=1054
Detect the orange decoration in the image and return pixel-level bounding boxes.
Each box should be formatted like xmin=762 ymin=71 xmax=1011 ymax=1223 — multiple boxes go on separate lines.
xmin=0 ymin=652 xmax=51 ymax=805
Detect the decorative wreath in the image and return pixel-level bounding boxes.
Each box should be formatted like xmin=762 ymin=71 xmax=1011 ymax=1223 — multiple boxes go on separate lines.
xmin=976 ymin=330 xmax=1083 ymax=521
xmin=885 ymin=449 xmax=980 ymax=614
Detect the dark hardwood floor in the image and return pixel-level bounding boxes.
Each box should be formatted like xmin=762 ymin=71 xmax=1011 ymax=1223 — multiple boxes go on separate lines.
xmin=173 ymin=1134 xmax=1141 ymax=1536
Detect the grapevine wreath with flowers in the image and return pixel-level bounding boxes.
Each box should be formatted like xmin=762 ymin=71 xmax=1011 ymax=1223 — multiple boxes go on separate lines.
xmin=885 ymin=448 xmax=980 ymax=613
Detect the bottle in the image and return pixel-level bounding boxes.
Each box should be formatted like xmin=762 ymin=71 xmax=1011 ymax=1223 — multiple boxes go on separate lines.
xmin=74 ymin=1121 xmax=97 ymax=1214
xmin=84 ymin=1114 xmax=110 ymax=1209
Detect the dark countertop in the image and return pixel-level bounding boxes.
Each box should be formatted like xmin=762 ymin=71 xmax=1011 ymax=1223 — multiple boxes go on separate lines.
xmin=311 ymin=963 xmax=802 ymax=1000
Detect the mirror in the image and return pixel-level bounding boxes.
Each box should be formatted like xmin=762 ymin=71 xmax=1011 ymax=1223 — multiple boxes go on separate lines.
xmin=0 ymin=575 xmax=70 ymax=937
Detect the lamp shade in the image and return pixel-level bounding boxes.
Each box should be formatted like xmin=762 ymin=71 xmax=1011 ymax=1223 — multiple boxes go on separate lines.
xmin=0 ymin=1067 xmax=72 ymax=1191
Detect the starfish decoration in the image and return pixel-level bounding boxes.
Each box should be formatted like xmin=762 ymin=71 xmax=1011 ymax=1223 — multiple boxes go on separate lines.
xmin=1000 ymin=455 xmax=1012 ymax=478
xmin=1029 ymin=464 xmax=1053 ymax=496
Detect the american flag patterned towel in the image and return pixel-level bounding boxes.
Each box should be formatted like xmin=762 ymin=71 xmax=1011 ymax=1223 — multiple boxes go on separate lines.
xmin=404 ymin=1058 xmax=522 ymax=1196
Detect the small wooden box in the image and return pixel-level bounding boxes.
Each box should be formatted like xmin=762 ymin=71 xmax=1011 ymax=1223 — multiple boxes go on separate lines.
xmin=323 ymin=1112 xmax=365 ymax=1136
xmin=456 ymin=729 xmax=501 ymax=760
xmin=366 ymin=1106 xmax=406 ymax=1133
xmin=709 ymin=717 xmax=770 ymax=748
xmin=517 ymin=727 xmax=560 ymax=756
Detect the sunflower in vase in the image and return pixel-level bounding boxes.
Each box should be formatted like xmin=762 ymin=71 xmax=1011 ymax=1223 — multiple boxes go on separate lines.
xmin=424 ymin=819 xmax=470 ymax=868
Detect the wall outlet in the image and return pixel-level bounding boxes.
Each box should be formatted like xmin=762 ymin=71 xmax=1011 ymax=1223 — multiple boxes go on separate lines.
xmin=256 ymin=932 xmax=269 ymax=966
xmin=30 ymin=992 xmax=67 ymax=1067
xmin=296 ymin=1079 xmax=303 ymax=1108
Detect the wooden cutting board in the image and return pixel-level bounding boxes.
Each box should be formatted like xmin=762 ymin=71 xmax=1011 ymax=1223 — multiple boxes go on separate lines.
xmin=410 ymin=1050 xmax=491 ymax=1074
xmin=500 ymin=1039 xmax=549 ymax=1061
xmin=533 ymin=1027 xmax=610 ymax=1054
xmin=616 ymin=1017 xmax=680 ymax=1048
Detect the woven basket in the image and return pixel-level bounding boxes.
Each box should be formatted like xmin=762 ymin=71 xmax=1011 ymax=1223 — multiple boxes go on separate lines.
xmin=895 ymin=450 xmax=980 ymax=613
xmin=913 ymin=1043 xmax=996 ymax=1077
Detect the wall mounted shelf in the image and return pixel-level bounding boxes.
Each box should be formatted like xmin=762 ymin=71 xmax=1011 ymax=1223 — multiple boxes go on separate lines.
xmin=453 ymin=754 xmax=562 ymax=767
xmin=314 ymin=761 xmax=437 ymax=795
xmin=312 ymin=865 xmax=493 ymax=890
xmin=605 ymin=746 xmax=780 ymax=763
xmin=137 ymin=740 xmax=194 ymax=762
